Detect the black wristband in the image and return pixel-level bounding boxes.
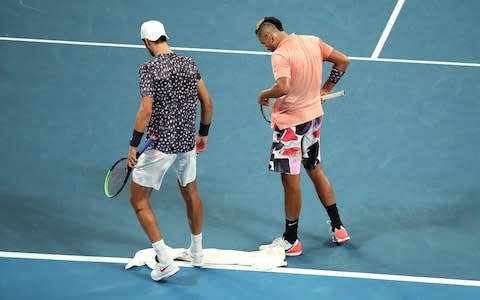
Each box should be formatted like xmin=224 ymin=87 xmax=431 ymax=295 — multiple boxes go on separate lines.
xmin=129 ymin=130 xmax=144 ymax=147
xmin=328 ymin=68 xmax=345 ymax=84
xmin=198 ymin=123 xmax=210 ymax=136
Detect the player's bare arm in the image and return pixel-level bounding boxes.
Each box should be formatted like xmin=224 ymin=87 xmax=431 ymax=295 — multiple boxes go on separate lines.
xmin=196 ymin=79 xmax=213 ymax=153
xmin=321 ymin=49 xmax=350 ymax=95
xmin=128 ymin=96 xmax=153 ymax=168
xmin=257 ymin=77 xmax=290 ymax=104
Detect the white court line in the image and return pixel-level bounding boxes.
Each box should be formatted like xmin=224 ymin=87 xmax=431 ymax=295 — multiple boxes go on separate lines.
xmin=349 ymin=56 xmax=480 ymax=68
xmin=1 ymin=36 xmax=480 ymax=67
xmin=371 ymin=0 xmax=405 ymax=59
xmin=1 ymin=251 xmax=480 ymax=287
xmin=0 ymin=36 xmax=270 ymax=56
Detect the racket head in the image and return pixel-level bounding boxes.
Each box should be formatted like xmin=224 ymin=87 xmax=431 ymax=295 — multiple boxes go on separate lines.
xmin=104 ymin=157 xmax=131 ymax=198
xmin=260 ymin=98 xmax=276 ymax=123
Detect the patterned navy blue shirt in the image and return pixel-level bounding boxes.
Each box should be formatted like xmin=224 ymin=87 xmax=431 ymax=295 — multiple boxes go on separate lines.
xmin=139 ymin=53 xmax=201 ymax=153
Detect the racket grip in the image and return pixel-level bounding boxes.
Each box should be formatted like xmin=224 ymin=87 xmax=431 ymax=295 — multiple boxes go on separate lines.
xmin=321 ymin=90 xmax=346 ymax=101
xmin=136 ymin=135 xmax=157 ymax=156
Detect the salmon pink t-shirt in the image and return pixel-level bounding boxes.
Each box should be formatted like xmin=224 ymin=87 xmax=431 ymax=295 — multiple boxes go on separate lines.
xmin=271 ymin=34 xmax=333 ymax=129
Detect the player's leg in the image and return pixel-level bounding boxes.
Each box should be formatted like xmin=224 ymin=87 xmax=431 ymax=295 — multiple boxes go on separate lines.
xmin=303 ymin=117 xmax=350 ymax=244
xmin=259 ymin=172 xmax=303 ymax=256
xmin=129 ymin=181 xmax=160 ymax=241
xmin=131 ymin=150 xmax=179 ymax=280
xmin=259 ymin=125 xmax=304 ymax=256
xmin=174 ymin=150 xmax=204 ymax=266
xmin=305 ymin=162 xmax=336 ymax=207
xmin=177 ymin=179 xmax=203 ymax=235
xmin=306 ymin=164 xmax=350 ymax=244
xmin=280 ymin=173 xmax=303 ymax=254
xmin=281 ymin=172 xmax=301 ymax=239
xmin=282 ymin=173 xmax=302 ymax=220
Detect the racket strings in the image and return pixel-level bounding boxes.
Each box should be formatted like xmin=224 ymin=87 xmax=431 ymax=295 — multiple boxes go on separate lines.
xmin=103 ymin=136 xmax=156 ymax=198
xmin=261 ymin=98 xmax=276 ymax=122
xmin=106 ymin=158 xmax=129 ymax=197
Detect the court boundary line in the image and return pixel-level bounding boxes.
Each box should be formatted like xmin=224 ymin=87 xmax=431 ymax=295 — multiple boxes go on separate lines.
xmin=1 ymin=36 xmax=479 ymax=68
xmin=1 ymin=251 xmax=479 ymax=287
xmin=371 ymin=0 xmax=405 ymax=59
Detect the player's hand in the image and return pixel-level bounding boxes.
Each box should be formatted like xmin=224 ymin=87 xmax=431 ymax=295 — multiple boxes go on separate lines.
xmin=196 ymin=135 xmax=208 ymax=153
xmin=320 ymin=88 xmax=331 ymax=96
xmin=127 ymin=146 xmax=138 ymax=168
xmin=257 ymin=90 xmax=270 ymax=105
xmin=320 ymin=88 xmax=330 ymax=104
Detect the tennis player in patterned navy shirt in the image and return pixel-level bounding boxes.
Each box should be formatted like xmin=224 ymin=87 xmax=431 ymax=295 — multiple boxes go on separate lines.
xmin=127 ymin=20 xmax=213 ymax=282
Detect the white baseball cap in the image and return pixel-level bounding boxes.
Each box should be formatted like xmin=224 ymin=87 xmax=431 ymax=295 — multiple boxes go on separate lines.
xmin=140 ymin=20 xmax=169 ymax=41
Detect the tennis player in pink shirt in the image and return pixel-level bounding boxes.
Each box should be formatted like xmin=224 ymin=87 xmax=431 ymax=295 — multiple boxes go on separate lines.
xmin=256 ymin=17 xmax=350 ymax=256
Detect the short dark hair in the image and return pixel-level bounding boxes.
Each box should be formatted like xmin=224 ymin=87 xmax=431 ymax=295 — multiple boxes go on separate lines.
xmin=255 ymin=16 xmax=284 ymax=34
xmin=154 ymin=35 xmax=167 ymax=43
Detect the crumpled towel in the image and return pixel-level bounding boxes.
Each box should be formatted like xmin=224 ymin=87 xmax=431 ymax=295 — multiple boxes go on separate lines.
xmin=125 ymin=247 xmax=287 ymax=270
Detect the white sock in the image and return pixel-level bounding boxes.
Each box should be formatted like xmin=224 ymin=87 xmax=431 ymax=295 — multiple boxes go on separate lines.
xmin=190 ymin=233 xmax=203 ymax=253
xmin=152 ymin=240 xmax=172 ymax=265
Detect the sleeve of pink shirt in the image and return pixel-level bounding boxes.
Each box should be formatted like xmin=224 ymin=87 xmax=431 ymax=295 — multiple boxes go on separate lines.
xmin=318 ymin=37 xmax=334 ymax=60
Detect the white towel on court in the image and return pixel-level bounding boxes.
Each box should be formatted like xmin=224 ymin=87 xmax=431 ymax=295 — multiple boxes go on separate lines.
xmin=125 ymin=246 xmax=287 ymax=270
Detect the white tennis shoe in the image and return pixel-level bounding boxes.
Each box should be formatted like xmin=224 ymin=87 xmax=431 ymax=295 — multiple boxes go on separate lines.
xmin=150 ymin=261 xmax=179 ymax=281
xmin=189 ymin=248 xmax=204 ymax=267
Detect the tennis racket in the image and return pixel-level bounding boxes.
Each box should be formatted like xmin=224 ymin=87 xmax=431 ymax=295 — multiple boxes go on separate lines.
xmin=104 ymin=135 xmax=157 ymax=198
xmin=260 ymin=90 xmax=346 ymax=123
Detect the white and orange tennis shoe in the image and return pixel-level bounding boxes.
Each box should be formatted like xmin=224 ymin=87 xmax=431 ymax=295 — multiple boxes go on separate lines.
xmin=331 ymin=225 xmax=350 ymax=244
xmin=259 ymin=236 xmax=303 ymax=256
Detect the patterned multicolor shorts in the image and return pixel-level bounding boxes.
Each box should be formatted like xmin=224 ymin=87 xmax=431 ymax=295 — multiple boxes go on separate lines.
xmin=269 ymin=116 xmax=322 ymax=175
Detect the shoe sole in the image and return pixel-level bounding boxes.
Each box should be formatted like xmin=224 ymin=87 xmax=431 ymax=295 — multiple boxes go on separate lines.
xmin=259 ymin=247 xmax=302 ymax=256
xmin=259 ymin=242 xmax=303 ymax=256
xmin=334 ymin=236 xmax=350 ymax=245
xmin=191 ymin=261 xmax=204 ymax=267
xmin=151 ymin=266 xmax=180 ymax=281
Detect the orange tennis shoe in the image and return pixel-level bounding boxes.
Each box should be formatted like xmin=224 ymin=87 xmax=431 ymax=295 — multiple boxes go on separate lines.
xmin=332 ymin=226 xmax=350 ymax=244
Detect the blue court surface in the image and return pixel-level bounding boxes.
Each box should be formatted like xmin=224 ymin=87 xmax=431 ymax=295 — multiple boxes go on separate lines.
xmin=1 ymin=1 xmax=479 ymax=299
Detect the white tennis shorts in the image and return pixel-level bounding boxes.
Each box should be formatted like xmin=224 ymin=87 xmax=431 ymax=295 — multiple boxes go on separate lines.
xmin=132 ymin=148 xmax=196 ymax=190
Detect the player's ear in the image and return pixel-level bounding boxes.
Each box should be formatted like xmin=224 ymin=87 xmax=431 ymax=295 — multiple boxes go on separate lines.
xmin=268 ymin=32 xmax=275 ymax=44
